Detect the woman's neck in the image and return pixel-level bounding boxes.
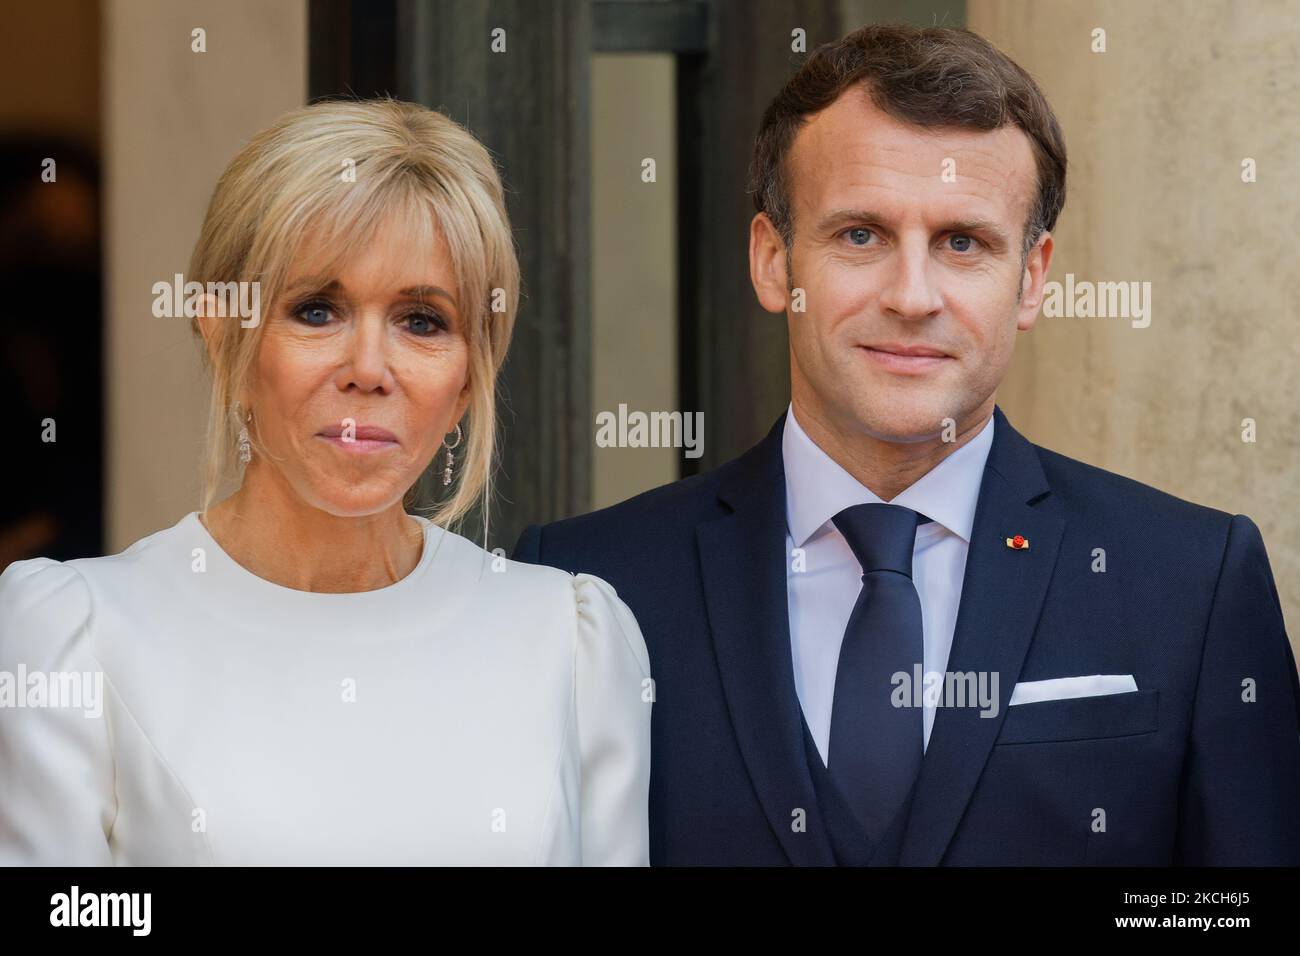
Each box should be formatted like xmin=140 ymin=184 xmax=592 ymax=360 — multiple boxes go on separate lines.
xmin=200 ymin=466 xmax=425 ymax=593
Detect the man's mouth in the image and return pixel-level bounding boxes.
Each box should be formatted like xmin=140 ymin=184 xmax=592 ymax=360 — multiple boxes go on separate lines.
xmin=858 ymin=343 xmax=953 ymax=374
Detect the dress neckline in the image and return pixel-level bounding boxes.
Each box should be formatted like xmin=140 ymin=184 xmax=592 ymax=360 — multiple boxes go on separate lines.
xmin=182 ymin=510 xmax=446 ymax=602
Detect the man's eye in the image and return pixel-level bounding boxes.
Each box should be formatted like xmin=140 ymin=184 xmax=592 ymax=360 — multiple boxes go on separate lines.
xmin=844 ymin=227 xmax=873 ymax=246
xmin=948 ymin=234 xmax=979 ymax=253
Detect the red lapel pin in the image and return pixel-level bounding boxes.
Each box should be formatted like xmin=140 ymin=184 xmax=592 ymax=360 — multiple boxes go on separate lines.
xmin=1005 ymin=534 xmax=1029 ymax=550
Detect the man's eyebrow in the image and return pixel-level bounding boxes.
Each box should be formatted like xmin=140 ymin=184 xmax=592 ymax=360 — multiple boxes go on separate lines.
xmin=817 ymin=208 xmax=890 ymax=232
xmin=942 ymin=218 xmax=1012 ymax=245
xmin=816 ymin=209 xmax=1012 ymax=246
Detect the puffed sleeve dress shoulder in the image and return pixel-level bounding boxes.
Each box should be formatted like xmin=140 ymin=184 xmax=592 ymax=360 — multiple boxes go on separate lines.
xmin=0 ymin=514 xmax=653 ymax=865
xmin=0 ymin=558 xmax=115 ymax=865
xmin=571 ymin=572 xmax=653 ymax=865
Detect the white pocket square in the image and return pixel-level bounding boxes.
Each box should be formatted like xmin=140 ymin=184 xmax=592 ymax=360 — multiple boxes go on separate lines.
xmin=1008 ymin=674 xmax=1138 ymax=706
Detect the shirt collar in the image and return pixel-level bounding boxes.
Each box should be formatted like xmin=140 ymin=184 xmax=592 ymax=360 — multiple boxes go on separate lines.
xmin=782 ymin=403 xmax=995 ymax=548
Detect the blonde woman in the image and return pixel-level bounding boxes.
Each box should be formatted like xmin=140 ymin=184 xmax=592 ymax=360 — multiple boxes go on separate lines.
xmin=0 ymin=100 xmax=651 ymax=865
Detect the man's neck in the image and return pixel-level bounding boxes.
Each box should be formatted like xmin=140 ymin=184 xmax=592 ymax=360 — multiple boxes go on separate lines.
xmin=791 ymin=397 xmax=995 ymax=502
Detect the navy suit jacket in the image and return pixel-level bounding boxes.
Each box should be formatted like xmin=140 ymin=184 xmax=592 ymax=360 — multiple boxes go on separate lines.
xmin=512 ymin=407 xmax=1300 ymax=865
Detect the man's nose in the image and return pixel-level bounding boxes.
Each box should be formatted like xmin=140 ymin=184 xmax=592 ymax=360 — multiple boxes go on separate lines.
xmin=878 ymin=242 xmax=943 ymax=320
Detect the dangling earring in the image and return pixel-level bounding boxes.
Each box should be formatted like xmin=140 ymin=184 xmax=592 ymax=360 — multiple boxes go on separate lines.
xmin=235 ymin=402 xmax=253 ymax=464
xmin=442 ymin=423 xmax=463 ymax=486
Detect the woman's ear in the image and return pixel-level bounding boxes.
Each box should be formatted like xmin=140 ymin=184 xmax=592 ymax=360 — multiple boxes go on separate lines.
xmin=451 ymin=377 xmax=472 ymax=426
xmin=195 ymin=293 xmax=224 ymax=365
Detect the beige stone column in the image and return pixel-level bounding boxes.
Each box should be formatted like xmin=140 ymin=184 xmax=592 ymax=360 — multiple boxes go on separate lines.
xmin=969 ymin=0 xmax=1300 ymax=637
xmin=591 ymin=53 xmax=679 ymax=510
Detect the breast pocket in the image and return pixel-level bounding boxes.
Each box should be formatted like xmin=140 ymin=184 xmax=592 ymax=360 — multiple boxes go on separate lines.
xmin=995 ymin=689 xmax=1159 ymax=745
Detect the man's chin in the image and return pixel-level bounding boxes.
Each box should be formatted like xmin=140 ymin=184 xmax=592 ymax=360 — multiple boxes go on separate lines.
xmin=844 ymin=397 xmax=968 ymax=445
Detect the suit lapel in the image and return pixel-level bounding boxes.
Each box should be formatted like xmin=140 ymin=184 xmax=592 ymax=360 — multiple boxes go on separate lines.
xmin=696 ymin=413 xmax=836 ymax=866
xmin=900 ymin=406 xmax=1065 ymax=865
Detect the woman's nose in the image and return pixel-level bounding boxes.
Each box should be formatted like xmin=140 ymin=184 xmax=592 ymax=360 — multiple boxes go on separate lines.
xmin=336 ymin=315 xmax=395 ymax=393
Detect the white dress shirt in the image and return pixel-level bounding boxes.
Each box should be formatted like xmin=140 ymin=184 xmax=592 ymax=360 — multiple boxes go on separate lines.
xmin=783 ymin=404 xmax=995 ymax=765
xmin=0 ymin=512 xmax=652 ymax=865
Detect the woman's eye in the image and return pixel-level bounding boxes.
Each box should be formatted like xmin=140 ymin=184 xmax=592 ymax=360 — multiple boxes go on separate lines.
xmin=404 ymin=311 xmax=445 ymax=336
xmin=948 ymin=234 xmax=979 ymax=253
xmin=844 ymin=227 xmax=873 ymax=246
xmin=296 ymin=302 xmax=333 ymax=326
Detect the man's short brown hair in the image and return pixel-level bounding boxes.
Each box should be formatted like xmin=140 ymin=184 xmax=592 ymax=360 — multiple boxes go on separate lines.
xmin=749 ymin=23 xmax=1068 ymax=260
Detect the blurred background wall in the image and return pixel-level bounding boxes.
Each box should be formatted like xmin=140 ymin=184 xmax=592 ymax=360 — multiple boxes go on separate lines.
xmin=0 ymin=1 xmax=102 ymax=567
xmin=591 ymin=52 xmax=678 ymax=509
xmin=103 ymin=0 xmax=307 ymax=547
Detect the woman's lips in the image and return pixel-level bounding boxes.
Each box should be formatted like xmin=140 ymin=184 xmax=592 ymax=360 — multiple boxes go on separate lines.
xmin=859 ymin=345 xmax=952 ymax=374
xmin=316 ymin=423 xmax=399 ymax=452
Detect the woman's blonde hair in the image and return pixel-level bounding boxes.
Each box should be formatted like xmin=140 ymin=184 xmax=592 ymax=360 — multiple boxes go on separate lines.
xmin=188 ymin=97 xmax=519 ymax=531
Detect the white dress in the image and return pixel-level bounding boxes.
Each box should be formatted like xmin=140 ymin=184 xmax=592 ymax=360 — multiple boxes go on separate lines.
xmin=0 ymin=512 xmax=652 ymax=865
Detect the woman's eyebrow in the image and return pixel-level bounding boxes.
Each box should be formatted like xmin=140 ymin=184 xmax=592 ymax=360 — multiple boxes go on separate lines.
xmin=399 ymin=285 xmax=458 ymax=307
xmin=282 ymin=276 xmax=341 ymax=297
xmin=280 ymin=279 xmax=459 ymax=307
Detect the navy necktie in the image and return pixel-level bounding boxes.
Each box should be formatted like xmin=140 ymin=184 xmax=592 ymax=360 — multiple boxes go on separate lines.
xmin=828 ymin=502 xmax=928 ymax=842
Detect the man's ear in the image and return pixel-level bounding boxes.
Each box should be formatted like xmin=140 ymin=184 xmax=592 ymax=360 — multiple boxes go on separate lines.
xmin=1016 ymin=232 xmax=1054 ymax=331
xmin=749 ymin=213 xmax=791 ymax=314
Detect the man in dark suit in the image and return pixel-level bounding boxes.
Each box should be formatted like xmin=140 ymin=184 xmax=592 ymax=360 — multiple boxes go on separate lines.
xmin=513 ymin=24 xmax=1300 ymax=865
